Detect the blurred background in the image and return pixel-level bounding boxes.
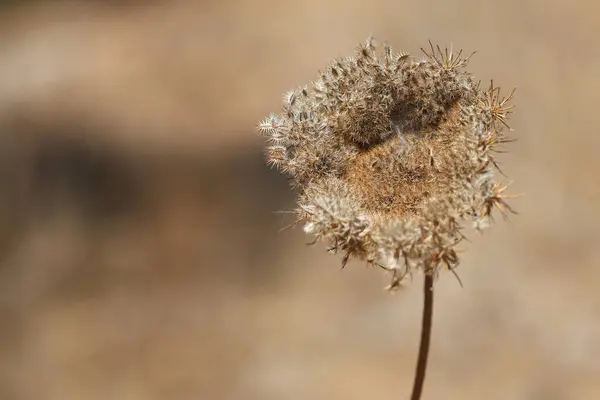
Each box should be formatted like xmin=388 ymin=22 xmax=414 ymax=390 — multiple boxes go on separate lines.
xmin=2 ymin=1 xmax=600 ymax=399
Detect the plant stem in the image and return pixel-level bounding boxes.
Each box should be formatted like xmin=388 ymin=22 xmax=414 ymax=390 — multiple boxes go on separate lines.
xmin=410 ymin=273 xmax=434 ymax=400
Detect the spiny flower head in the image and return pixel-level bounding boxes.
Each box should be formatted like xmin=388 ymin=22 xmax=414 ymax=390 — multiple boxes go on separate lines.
xmin=259 ymin=38 xmax=516 ymax=288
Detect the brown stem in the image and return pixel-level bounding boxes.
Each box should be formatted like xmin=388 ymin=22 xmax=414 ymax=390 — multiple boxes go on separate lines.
xmin=410 ymin=273 xmax=434 ymax=400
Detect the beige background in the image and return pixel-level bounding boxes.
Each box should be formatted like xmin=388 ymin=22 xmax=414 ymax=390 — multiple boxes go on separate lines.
xmin=1 ymin=1 xmax=600 ymax=399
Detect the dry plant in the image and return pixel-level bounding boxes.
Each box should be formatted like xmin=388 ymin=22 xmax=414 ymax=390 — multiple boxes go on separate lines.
xmin=258 ymin=37 xmax=516 ymax=399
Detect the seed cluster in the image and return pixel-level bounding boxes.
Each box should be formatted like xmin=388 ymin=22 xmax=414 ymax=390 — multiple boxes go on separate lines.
xmin=259 ymin=38 xmax=515 ymax=288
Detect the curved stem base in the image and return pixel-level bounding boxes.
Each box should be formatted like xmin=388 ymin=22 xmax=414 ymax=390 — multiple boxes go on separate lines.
xmin=410 ymin=273 xmax=434 ymax=400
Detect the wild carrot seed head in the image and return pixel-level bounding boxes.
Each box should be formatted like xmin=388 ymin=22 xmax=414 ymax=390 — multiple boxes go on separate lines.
xmin=259 ymin=38 xmax=515 ymax=288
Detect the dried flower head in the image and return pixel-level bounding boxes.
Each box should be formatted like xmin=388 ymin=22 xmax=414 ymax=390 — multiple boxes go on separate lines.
xmin=259 ymin=38 xmax=516 ymax=288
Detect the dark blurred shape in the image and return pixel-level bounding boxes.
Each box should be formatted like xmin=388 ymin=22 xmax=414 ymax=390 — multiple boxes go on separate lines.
xmin=31 ymin=134 xmax=141 ymax=219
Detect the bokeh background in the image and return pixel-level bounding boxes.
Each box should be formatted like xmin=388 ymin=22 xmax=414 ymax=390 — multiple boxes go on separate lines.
xmin=2 ymin=1 xmax=600 ymax=399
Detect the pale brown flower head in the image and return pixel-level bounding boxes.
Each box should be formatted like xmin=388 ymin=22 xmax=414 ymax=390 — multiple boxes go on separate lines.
xmin=259 ymin=38 xmax=515 ymax=288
